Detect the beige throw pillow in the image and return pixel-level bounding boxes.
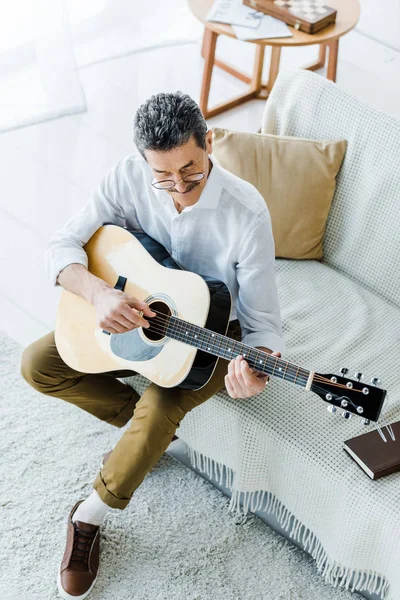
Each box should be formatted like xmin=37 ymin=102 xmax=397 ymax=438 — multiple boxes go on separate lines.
xmin=211 ymin=127 xmax=347 ymax=260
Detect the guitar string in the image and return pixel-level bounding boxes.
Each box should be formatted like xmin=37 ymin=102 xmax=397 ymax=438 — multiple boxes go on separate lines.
xmin=141 ymin=310 xmax=368 ymax=392
xmin=132 ymin=314 xmax=372 ymax=414
xmin=108 ymin=315 xmax=376 ymax=413
xmin=120 ymin=318 xmax=347 ymax=389
xmin=145 ymin=312 xmax=311 ymax=385
xmin=146 ymin=308 xmax=316 ymax=383
xmin=109 ymin=313 xmax=311 ymax=387
xmin=138 ymin=311 xmax=366 ymax=411
xmin=143 ymin=308 xmax=333 ymax=387
xmin=115 ymin=309 xmax=374 ymax=395
xmin=111 ymin=309 xmax=376 ymax=393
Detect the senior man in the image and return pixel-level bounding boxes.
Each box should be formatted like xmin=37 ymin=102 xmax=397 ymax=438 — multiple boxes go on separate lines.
xmin=21 ymin=91 xmax=284 ymax=599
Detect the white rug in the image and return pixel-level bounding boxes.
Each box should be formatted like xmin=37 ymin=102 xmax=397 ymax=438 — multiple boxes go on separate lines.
xmin=0 ymin=331 xmax=363 ymax=600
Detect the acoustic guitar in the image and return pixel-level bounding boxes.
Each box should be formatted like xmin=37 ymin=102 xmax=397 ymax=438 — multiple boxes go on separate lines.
xmin=55 ymin=225 xmax=386 ymax=423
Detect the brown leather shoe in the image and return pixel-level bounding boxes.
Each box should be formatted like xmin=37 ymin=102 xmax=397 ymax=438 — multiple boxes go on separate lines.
xmin=57 ymin=500 xmax=100 ymax=599
xmin=100 ymin=434 xmax=179 ymax=470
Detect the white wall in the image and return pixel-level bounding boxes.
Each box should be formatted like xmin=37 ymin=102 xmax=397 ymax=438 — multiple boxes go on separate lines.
xmin=357 ymin=0 xmax=400 ymax=51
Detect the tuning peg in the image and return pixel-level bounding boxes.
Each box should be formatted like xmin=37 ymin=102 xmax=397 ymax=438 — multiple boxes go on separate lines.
xmin=363 ymin=419 xmax=371 ymax=426
xmin=370 ymin=377 xmax=381 ymax=386
xmin=327 ymin=405 xmax=337 ymax=414
xmin=354 ymin=372 xmax=364 ymax=382
xmin=340 ymin=367 xmax=349 ymax=377
xmin=341 ymin=411 xmax=352 ymax=419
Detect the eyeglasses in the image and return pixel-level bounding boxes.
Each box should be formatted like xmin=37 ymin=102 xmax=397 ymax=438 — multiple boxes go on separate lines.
xmin=151 ymin=171 xmax=206 ymax=190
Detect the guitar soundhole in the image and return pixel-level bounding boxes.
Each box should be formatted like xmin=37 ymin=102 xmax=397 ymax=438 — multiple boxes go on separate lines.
xmin=143 ymin=300 xmax=172 ymax=342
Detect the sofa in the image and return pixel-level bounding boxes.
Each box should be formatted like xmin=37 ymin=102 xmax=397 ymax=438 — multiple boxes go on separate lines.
xmin=124 ymin=68 xmax=400 ymax=600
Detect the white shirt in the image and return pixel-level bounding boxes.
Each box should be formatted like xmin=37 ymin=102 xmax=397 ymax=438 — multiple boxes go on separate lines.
xmin=45 ymin=154 xmax=285 ymax=354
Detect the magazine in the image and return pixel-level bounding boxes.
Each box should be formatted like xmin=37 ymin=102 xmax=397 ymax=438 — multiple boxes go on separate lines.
xmin=206 ymin=0 xmax=264 ymax=29
xmin=233 ymin=15 xmax=292 ymax=40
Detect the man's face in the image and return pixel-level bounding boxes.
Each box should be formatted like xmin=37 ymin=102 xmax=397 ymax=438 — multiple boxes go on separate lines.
xmin=144 ymin=131 xmax=213 ymax=209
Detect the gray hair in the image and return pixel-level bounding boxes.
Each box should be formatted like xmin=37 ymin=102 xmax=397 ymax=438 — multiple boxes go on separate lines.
xmin=133 ymin=91 xmax=207 ymax=159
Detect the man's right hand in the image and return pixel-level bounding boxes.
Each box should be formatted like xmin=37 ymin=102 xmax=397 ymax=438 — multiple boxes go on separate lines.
xmin=93 ymin=287 xmax=156 ymax=334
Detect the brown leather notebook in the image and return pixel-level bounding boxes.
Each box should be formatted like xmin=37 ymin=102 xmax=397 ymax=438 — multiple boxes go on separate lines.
xmin=344 ymin=421 xmax=400 ymax=480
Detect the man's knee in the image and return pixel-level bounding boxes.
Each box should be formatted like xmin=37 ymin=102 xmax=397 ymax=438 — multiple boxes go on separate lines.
xmin=134 ymin=389 xmax=185 ymax=433
xmin=20 ymin=332 xmax=61 ymax=392
xmin=20 ymin=341 xmax=46 ymax=390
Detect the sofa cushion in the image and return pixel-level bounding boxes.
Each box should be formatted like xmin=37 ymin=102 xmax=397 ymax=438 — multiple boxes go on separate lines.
xmin=262 ymin=67 xmax=400 ymax=309
xmin=211 ymin=127 xmax=347 ymax=261
xmin=123 ymin=259 xmax=400 ymax=599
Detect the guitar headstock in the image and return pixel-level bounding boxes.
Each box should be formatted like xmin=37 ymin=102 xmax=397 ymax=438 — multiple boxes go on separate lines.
xmin=311 ymin=367 xmax=386 ymax=423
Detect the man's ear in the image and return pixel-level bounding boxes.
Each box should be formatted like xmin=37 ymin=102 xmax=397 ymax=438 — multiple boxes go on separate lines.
xmin=205 ymin=129 xmax=213 ymax=155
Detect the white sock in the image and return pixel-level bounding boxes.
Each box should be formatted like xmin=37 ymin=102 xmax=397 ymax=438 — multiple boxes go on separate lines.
xmin=72 ymin=490 xmax=110 ymax=526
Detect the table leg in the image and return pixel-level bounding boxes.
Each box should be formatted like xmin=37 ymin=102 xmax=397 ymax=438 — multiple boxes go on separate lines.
xmin=201 ymin=29 xmax=206 ymax=59
xmin=250 ymin=44 xmax=266 ymax=93
xmin=257 ymin=46 xmax=282 ymax=99
xmin=198 ymin=23 xmax=340 ymax=118
xmin=304 ymin=43 xmax=327 ymax=72
xmin=267 ymin=46 xmax=282 ymax=91
xmin=199 ymin=28 xmax=218 ymax=117
xmin=326 ymin=38 xmax=339 ymax=82
xmin=319 ymin=43 xmax=327 ymax=66
xmin=199 ymin=26 xmax=262 ymax=119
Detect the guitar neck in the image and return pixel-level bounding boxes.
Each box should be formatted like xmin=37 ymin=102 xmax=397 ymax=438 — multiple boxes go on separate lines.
xmin=165 ymin=316 xmax=313 ymax=391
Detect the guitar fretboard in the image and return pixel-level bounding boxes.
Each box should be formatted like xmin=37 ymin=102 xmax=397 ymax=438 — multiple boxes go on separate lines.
xmin=164 ymin=316 xmax=310 ymax=389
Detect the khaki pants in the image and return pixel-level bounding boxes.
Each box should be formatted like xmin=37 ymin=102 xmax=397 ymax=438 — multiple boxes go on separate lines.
xmin=20 ymin=321 xmax=241 ymax=510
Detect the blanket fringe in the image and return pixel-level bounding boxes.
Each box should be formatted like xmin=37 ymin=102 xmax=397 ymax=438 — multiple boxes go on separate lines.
xmin=185 ymin=445 xmax=392 ymax=600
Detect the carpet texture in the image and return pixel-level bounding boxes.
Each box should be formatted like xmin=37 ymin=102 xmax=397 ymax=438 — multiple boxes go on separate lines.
xmin=0 ymin=331 xmax=363 ymax=600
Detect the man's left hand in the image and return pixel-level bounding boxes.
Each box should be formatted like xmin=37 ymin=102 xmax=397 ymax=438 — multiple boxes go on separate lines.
xmin=225 ymin=351 xmax=281 ymax=399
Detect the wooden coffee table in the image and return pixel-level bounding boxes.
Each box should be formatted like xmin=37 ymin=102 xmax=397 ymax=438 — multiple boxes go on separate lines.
xmin=189 ymin=0 xmax=360 ymax=119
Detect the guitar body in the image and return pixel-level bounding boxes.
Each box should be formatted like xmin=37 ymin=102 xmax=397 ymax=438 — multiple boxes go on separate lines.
xmin=55 ymin=225 xmax=232 ymax=389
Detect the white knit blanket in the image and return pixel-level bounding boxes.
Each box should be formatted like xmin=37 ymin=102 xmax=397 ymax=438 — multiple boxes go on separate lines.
xmin=124 ymin=259 xmax=400 ymax=599
xmin=124 ymin=70 xmax=400 ymax=600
